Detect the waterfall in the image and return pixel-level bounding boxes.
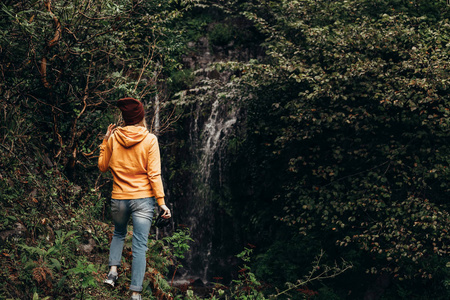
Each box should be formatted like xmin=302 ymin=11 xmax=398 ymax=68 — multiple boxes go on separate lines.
xmin=181 ymin=94 xmax=237 ymax=283
xmin=169 ymin=35 xmax=249 ymax=285
xmin=199 ymin=98 xmax=236 ymax=184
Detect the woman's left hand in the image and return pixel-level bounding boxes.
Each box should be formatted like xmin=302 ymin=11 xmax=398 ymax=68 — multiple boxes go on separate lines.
xmin=160 ymin=205 xmax=171 ymax=219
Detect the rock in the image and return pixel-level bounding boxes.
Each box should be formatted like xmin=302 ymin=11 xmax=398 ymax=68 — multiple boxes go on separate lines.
xmin=0 ymin=222 xmax=27 ymax=241
xmin=190 ymin=278 xmax=205 ymax=287
xmin=70 ymin=185 xmax=82 ymax=195
xmin=43 ymin=154 xmax=53 ymax=168
xmin=78 ymin=238 xmax=96 ymax=255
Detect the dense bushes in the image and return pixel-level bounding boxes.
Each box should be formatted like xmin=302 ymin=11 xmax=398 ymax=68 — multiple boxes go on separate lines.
xmin=0 ymin=0 xmax=193 ymax=298
xmin=1 ymin=0 xmax=449 ymax=299
xmin=215 ymin=0 xmax=450 ymax=298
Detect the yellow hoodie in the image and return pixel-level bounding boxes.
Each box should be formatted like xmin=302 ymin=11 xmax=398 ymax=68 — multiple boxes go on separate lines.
xmin=98 ymin=126 xmax=165 ymax=206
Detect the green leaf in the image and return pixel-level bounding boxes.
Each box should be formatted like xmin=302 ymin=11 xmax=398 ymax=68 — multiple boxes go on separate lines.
xmin=50 ymin=258 xmax=61 ymax=271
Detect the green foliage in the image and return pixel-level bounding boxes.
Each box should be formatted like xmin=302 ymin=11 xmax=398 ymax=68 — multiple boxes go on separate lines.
xmin=168 ymin=69 xmax=196 ymax=93
xmin=197 ymin=0 xmax=450 ymax=298
xmin=208 ymin=23 xmax=236 ymax=47
xmin=230 ymin=247 xmax=266 ymax=300
xmin=2 ymin=0 xmax=450 ymax=299
xmin=0 ymin=0 xmax=198 ymax=298
xmin=252 ymin=234 xmax=323 ymax=286
xmin=32 ymin=292 xmax=51 ymax=300
xmin=0 ymin=0 xmax=195 ymax=184
xmin=164 ymin=227 xmax=194 ymax=261
xmin=2 ymin=227 xmax=80 ymax=298
xmin=181 ymin=247 xmax=351 ymax=300
xmin=67 ymin=259 xmax=98 ymax=289
xmin=179 ymin=13 xmax=213 ymax=46
xmin=271 ymin=250 xmax=352 ymax=299
xmin=0 ymin=1 xmax=193 ymax=297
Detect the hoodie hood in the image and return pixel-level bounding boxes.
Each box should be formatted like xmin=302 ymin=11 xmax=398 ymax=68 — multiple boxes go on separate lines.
xmin=114 ymin=126 xmax=149 ymax=148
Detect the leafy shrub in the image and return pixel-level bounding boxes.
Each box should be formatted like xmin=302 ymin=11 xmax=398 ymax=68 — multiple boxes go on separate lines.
xmin=208 ymin=23 xmax=236 ymax=47
xmin=169 ymin=69 xmax=196 ymax=93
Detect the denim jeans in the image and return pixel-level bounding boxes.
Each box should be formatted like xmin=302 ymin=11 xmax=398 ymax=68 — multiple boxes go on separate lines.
xmin=109 ymin=197 xmax=156 ymax=292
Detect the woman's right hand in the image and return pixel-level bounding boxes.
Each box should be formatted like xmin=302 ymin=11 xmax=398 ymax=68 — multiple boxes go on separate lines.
xmin=104 ymin=123 xmax=117 ymax=140
xmin=160 ymin=205 xmax=171 ymax=219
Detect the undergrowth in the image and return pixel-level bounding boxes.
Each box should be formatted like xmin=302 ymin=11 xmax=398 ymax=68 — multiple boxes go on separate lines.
xmin=0 ymin=105 xmax=349 ymax=300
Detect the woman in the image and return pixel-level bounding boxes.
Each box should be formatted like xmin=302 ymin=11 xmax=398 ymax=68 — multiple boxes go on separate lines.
xmin=98 ymin=97 xmax=171 ymax=300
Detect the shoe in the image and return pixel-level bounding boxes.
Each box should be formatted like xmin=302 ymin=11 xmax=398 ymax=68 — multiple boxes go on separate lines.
xmin=104 ymin=272 xmax=118 ymax=287
xmin=130 ymin=294 xmax=142 ymax=300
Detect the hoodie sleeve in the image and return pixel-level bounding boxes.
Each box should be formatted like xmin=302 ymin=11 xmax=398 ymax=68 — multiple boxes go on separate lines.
xmin=98 ymin=138 xmax=112 ymax=173
xmin=147 ymin=135 xmax=165 ymax=206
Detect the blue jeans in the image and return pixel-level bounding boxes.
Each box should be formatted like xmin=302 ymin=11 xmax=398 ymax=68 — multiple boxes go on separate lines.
xmin=109 ymin=197 xmax=156 ymax=292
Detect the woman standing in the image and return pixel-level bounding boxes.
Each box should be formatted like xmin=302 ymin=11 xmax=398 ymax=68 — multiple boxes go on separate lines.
xmin=98 ymin=97 xmax=171 ymax=300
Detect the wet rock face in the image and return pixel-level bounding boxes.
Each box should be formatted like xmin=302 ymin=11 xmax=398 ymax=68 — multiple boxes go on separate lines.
xmin=168 ymin=31 xmax=263 ymax=282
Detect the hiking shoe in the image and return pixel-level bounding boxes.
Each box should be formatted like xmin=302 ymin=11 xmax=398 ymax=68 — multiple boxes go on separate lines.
xmin=130 ymin=294 xmax=142 ymax=300
xmin=104 ymin=272 xmax=118 ymax=287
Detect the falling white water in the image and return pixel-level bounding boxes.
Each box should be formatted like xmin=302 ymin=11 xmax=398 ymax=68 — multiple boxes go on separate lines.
xmin=182 ymin=95 xmax=237 ymax=283
xmin=197 ymin=97 xmax=236 ymax=282
xmin=199 ymin=98 xmax=236 ymax=184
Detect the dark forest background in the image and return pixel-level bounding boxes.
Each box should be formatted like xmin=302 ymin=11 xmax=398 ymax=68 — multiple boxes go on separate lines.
xmin=1 ymin=1 xmax=449 ymax=299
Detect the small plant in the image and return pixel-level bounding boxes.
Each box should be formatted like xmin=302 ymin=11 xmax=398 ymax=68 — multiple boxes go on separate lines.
xmin=143 ymin=228 xmax=194 ymax=299
xmin=163 ymin=228 xmax=194 ymax=285
xmin=193 ymin=247 xmax=353 ymax=300
xmin=230 ymin=247 xmax=266 ymax=300
xmin=270 ymin=250 xmax=352 ymax=299
xmin=67 ymin=258 xmax=98 ymax=289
